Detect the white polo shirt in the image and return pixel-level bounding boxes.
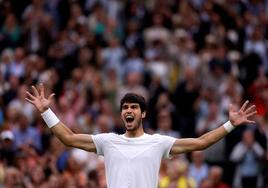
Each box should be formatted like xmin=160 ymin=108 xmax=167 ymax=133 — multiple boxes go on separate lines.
xmin=92 ymin=133 xmax=176 ymax=188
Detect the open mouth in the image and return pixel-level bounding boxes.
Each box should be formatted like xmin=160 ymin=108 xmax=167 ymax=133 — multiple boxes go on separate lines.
xmin=125 ymin=115 xmax=134 ymax=123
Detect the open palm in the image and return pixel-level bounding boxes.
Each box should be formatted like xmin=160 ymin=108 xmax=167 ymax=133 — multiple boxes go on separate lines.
xmin=25 ymin=84 xmax=55 ymax=113
xmin=229 ymin=101 xmax=257 ymax=126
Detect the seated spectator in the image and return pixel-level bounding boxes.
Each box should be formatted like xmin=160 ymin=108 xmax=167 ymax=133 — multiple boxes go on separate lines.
xmin=159 ymin=158 xmax=196 ymax=188
xmin=156 ymin=108 xmax=180 ymax=138
xmin=199 ymin=178 xmax=214 ymax=188
xmin=12 ymin=112 xmax=41 ymax=151
xmin=189 ymin=151 xmax=209 ymax=187
xmin=0 ymin=13 xmax=21 ymax=48
xmin=207 ymin=166 xmax=230 ymax=188
xmin=3 ymin=167 xmax=24 ymax=188
xmin=0 ymin=130 xmax=16 ymax=166
xmin=7 ymin=84 xmax=35 ymax=123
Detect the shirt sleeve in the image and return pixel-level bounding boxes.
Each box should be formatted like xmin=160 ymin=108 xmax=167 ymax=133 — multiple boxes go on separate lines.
xmin=158 ymin=135 xmax=176 ymax=159
xmin=92 ymin=133 xmax=109 ymax=156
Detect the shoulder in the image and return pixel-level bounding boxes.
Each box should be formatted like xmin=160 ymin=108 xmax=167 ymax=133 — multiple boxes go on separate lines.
xmin=92 ymin=132 xmax=119 ymax=140
xmin=233 ymin=142 xmax=247 ymax=150
xmin=149 ymin=133 xmax=176 ymax=142
xmin=152 ymin=133 xmax=175 ymax=139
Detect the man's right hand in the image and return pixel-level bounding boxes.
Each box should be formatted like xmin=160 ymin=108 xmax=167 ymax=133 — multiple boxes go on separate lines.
xmin=25 ymin=83 xmax=55 ymax=113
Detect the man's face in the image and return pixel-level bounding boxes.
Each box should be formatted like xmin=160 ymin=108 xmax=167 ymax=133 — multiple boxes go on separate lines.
xmin=121 ymin=103 xmax=145 ymax=131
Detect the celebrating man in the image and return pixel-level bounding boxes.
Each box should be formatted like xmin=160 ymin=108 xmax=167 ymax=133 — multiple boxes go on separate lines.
xmin=26 ymin=84 xmax=257 ymax=188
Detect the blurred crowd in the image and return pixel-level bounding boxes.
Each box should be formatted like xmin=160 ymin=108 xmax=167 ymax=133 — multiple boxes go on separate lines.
xmin=0 ymin=0 xmax=268 ymax=187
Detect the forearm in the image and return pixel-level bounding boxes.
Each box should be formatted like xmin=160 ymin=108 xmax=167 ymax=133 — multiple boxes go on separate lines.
xmin=40 ymin=108 xmax=74 ymax=145
xmin=171 ymin=121 xmax=234 ymax=154
xmin=41 ymin=108 xmax=96 ymax=152
xmin=50 ymin=122 xmax=75 ymax=146
xmin=197 ymin=125 xmax=229 ymax=150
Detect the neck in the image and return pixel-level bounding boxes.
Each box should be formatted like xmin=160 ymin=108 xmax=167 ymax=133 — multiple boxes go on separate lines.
xmin=124 ymin=128 xmax=144 ymax=138
xmin=195 ymin=162 xmax=202 ymax=168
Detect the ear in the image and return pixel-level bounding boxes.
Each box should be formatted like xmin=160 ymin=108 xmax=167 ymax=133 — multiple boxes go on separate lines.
xmin=142 ymin=111 xmax=146 ymax=119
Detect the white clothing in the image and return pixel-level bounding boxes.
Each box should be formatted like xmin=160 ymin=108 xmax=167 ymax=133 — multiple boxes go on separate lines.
xmin=92 ymin=133 xmax=176 ymax=188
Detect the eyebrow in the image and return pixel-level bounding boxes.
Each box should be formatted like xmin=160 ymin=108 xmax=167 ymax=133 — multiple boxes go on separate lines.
xmin=122 ymin=104 xmax=139 ymax=107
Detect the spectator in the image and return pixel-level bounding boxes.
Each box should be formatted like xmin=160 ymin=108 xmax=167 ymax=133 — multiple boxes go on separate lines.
xmin=230 ymin=128 xmax=265 ymax=188
xmin=159 ymin=158 xmax=196 ymax=188
xmin=0 ymin=130 xmax=16 ymax=166
xmin=116 ymin=70 xmax=149 ymax=109
xmin=12 ymin=112 xmax=42 ymax=151
xmin=196 ymin=99 xmax=227 ymax=166
xmin=7 ymin=84 xmax=35 ymax=123
xmin=207 ymin=165 xmax=230 ymax=188
xmin=199 ymin=178 xmax=214 ymax=188
xmin=99 ymin=35 xmax=126 ymax=77
xmin=255 ymin=115 xmax=268 ymax=187
xmin=188 ymin=151 xmax=209 ymax=187
xmin=0 ymin=13 xmax=21 ymax=49
xmin=8 ymin=47 xmax=25 ymax=79
xmin=247 ymin=68 xmax=268 ymax=116
xmin=124 ymin=20 xmax=144 ymax=50
xmin=156 ymin=108 xmax=180 ymax=138
xmin=56 ymin=95 xmax=77 ymax=130
xmin=218 ymin=74 xmax=243 ymax=115
xmin=3 ymin=167 xmax=24 ymax=188
xmin=93 ymin=114 xmax=114 ymax=134
xmin=244 ymin=24 xmax=268 ymax=72
xmin=0 ymin=0 xmax=267 ymax=187
xmin=2 ymin=74 xmax=20 ymax=106
xmin=173 ymin=67 xmax=200 ymax=138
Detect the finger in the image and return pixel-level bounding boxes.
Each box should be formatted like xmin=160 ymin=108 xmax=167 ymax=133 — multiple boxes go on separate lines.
xmin=244 ymin=105 xmax=256 ymax=114
xmin=245 ymin=120 xmax=255 ymax=124
xmin=26 ymin=91 xmax=36 ymax=100
xmin=48 ymin=93 xmax=55 ymax=102
xmin=239 ymin=100 xmax=249 ymax=112
xmin=31 ymin=85 xmax=40 ymax=97
xmin=245 ymin=111 xmax=257 ymax=118
xmin=229 ymin=103 xmax=235 ymax=112
xmin=39 ymin=83 xmax=45 ymax=98
xmin=25 ymin=98 xmax=34 ymax=104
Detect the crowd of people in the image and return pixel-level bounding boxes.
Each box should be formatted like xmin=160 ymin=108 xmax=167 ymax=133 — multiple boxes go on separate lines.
xmin=0 ymin=0 xmax=268 ymax=187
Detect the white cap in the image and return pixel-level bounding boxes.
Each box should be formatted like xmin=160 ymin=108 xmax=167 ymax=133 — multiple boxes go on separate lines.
xmin=1 ymin=130 xmax=14 ymax=141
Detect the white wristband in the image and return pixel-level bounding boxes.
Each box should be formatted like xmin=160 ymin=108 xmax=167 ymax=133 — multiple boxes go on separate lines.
xmin=223 ymin=121 xmax=235 ymax=133
xmin=41 ymin=108 xmax=60 ymax=128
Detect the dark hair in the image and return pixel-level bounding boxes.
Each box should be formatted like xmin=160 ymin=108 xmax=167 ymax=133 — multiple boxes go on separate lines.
xmin=120 ymin=93 xmax=146 ymax=112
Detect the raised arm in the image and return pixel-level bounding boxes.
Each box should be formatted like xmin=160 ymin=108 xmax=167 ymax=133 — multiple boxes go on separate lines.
xmin=25 ymin=83 xmax=96 ymax=152
xmin=170 ymin=101 xmax=257 ymax=155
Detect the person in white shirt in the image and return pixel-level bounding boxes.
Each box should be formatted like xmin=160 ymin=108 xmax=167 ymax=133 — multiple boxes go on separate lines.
xmin=25 ymin=83 xmax=257 ymax=188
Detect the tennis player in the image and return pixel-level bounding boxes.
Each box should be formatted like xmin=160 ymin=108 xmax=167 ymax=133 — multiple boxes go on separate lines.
xmin=25 ymin=83 xmax=257 ymax=188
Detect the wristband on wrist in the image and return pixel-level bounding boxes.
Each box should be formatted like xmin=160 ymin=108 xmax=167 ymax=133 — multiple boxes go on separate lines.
xmin=41 ymin=108 xmax=60 ymax=128
xmin=223 ymin=121 xmax=235 ymax=133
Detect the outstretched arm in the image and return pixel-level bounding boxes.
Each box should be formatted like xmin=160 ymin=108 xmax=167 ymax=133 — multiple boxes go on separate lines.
xmin=26 ymin=84 xmax=96 ymax=152
xmin=170 ymin=101 xmax=257 ymax=155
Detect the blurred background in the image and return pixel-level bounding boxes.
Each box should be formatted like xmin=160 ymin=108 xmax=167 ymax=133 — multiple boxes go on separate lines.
xmin=0 ymin=0 xmax=268 ymax=187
